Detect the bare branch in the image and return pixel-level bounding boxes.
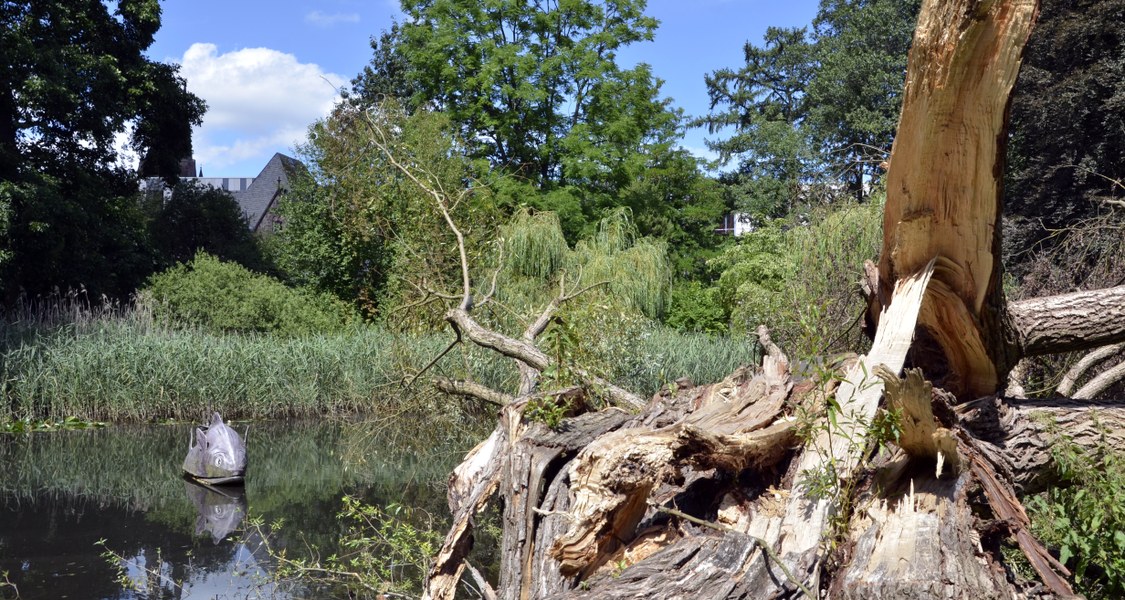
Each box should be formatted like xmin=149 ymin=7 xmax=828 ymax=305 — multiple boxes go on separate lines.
xmin=360 ymin=106 xmax=474 ymax=310
xmin=404 ymin=336 xmax=461 ymax=388
xmin=1073 ymin=358 xmax=1125 ymax=400
xmin=1057 ymin=342 xmax=1125 ymax=396
xmin=433 ymin=377 xmax=513 ymax=406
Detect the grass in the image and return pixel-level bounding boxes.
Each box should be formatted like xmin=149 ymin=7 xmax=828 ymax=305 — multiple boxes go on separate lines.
xmin=0 ymin=299 xmax=759 ymax=423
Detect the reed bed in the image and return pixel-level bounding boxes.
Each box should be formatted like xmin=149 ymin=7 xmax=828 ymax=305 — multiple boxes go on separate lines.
xmin=0 ymin=303 xmax=758 ymax=423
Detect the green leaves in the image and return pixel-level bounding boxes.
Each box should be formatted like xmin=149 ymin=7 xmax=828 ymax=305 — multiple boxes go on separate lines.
xmin=1027 ymin=432 xmax=1125 ymax=598
xmin=696 ymin=0 xmax=920 ymax=220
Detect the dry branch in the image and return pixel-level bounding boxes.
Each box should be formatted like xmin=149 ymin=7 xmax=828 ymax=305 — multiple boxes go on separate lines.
xmin=1057 ymin=342 xmax=1125 ymax=396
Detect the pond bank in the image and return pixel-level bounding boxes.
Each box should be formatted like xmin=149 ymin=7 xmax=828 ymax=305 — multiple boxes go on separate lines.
xmin=0 ymin=317 xmax=758 ymax=423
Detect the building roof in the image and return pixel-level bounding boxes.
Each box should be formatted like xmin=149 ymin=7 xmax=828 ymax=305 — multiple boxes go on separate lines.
xmin=236 ymin=153 xmax=305 ymax=231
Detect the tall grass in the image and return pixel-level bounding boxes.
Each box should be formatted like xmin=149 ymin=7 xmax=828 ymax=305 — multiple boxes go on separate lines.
xmin=1 ymin=300 xmax=758 ymax=423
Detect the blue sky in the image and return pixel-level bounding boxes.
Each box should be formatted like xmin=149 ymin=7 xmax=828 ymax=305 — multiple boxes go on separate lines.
xmin=145 ymin=0 xmax=820 ymax=177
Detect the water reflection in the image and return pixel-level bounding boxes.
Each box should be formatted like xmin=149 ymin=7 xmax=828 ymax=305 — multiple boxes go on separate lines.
xmin=0 ymin=420 xmax=465 ymax=599
xmin=183 ymin=481 xmax=246 ymax=544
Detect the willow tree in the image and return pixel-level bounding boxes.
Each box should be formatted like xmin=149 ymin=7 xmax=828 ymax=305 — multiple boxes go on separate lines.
xmin=365 ymin=0 xmax=1125 ymax=597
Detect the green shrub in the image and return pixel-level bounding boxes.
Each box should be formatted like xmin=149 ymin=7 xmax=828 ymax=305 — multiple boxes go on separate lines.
xmin=1027 ymin=432 xmax=1125 ymax=598
xmin=143 ymin=252 xmax=353 ymax=336
xmin=663 ymin=281 xmax=728 ymax=335
xmin=713 ymin=198 xmax=883 ymax=359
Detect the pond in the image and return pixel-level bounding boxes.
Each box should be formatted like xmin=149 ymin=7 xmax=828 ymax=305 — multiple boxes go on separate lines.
xmin=0 ymin=419 xmax=469 ymax=599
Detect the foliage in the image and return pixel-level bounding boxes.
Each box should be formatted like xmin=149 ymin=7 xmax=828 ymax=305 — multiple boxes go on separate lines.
xmin=695 ymin=26 xmax=817 ymax=220
xmin=147 ymin=180 xmax=268 ymax=271
xmin=695 ymin=0 xmax=919 ymax=221
xmin=0 ymin=171 xmax=157 ymax=300
xmin=143 ymin=252 xmax=353 ymax=336
xmin=253 ymin=497 xmax=443 ymax=598
xmin=1004 ymin=0 xmax=1125 ymax=263
xmin=397 ymin=0 xmax=658 ymax=184
xmin=0 ymin=295 xmax=753 ymax=422
xmin=349 ymin=0 xmax=723 ymax=250
xmin=1027 ymin=428 xmax=1125 ymax=598
xmin=663 ymin=281 xmax=728 ymax=335
xmin=271 ymin=101 xmax=498 ymax=323
xmin=805 ymin=0 xmax=920 ymax=194
xmin=713 ymin=198 xmax=883 ymax=359
xmin=488 ymin=207 xmax=671 ymax=331
xmin=0 ymin=0 xmax=205 ymax=299
xmin=347 ymin=23 xmax=416 ymax=108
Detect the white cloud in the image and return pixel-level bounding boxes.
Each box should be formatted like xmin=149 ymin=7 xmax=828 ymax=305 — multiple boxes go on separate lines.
xmin=178 ymin=43 xmax=346 ymax=171
xmin=305 ymin=10 xmax=361 ymax=27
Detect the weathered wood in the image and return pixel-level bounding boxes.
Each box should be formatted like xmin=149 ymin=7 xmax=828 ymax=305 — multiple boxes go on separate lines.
xmin=1009 ymin=286 xmax=1125 ymax=359
xmin=765 ymin=259 xmax=936 ymax=594
xmin=958 ymin=396 xmax=1125 ymax=494
xmin=549 ymin=354 xmax=796 ymax=579
xmin=878 ymin=0 xmax=1039 ymax=397
xmin=498 ymin=409 xmax=631 ymax=600
xmin=1057 ymin=343 xmax=1125 ymax=396
xmin=833 ymin=473 xmax=1016 ymax=599
xmin=1073 ymin=359 xmax=1125 ymax=399
xmin=880 ymin=367 xmax=960 ymax=473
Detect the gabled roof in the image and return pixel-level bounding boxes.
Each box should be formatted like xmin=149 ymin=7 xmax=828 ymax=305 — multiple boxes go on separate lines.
xmin=235 ymin=153 xmax=305 ymax=231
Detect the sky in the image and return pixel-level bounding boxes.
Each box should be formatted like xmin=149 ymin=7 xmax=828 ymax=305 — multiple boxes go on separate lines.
xmin=145 ymin=0 xmax=821 ymax=177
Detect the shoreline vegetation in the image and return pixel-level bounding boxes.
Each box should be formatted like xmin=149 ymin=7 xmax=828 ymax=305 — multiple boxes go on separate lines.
xmin=0 ymin=297 xmax=759 ymax=426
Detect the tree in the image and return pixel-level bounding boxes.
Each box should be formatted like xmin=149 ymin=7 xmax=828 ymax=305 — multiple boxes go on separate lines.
xmin=696 ymin=0 xmax=919 ymax=220
xmin=148 ymin=181 xmax=267 ymax=272
xmin=695 ymin=26 xmax=816 ymax=220
xmin=805 ymin=0 xmax=921 ymax=198
xmin=271 ymin=101 xmax=499 ymax=321
xmin=347 ymin=23 xmax=417 ymax=109
xmin=399 ymin=0 xmax=657 ymax=182
xmin=408 ymin=1 xmax=1125 ymax=598
xmin=1004 ymin=0 xmax=1125 ymax=263
xmin=0 ymin=0 xmax=206 ymax=299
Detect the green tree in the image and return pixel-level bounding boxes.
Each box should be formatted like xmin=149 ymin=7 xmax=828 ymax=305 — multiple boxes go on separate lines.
xmin=272 ymin=101 xmax=498 ymax=321
xmin=1004 ymin=0 xmax=1125 ymax=264
xmin=399 ymin=0 xmax=658 ymax=182
xmin=347 ymin=23 xmax=417 ymax=109
xmin=148 ymin=181 xmax=267 ymax=271
xmin=806 ymin=0 xmax=919 ymax=198
xmin=696 ymin=0 xmax=918 ymax=220
xmin=0 ymin=0 xmax=206 ymax=299
xmin=694 ymin=26 xmax=816 ymax=220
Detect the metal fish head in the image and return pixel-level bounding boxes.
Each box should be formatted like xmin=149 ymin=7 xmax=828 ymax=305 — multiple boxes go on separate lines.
xmin=183 ymin=412 xmax=247 ymax=481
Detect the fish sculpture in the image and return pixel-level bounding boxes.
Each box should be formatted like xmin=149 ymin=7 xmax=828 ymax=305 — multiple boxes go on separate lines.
xmin=182 ymin=412 xmax=247 ymax=484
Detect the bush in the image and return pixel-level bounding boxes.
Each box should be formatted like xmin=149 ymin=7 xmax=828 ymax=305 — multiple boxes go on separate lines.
xmin=1027 ymin=434 xmax=1125 ymax=598
xmin=143 ymin=252 xmax=353 ymax=336
xmin=712 ymin=198 xmax=883 ymax=359
xmin=147 ymin=180 xmax=269 ymax=272
xmin=663 ymin=281 xmax=728 ymax=335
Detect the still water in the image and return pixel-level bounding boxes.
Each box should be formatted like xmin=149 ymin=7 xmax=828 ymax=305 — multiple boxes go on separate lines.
xmin=0 ymin=420 xmax=466 ymax=599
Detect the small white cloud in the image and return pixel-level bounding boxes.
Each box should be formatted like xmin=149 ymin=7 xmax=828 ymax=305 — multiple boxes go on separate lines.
xmin=305 ymin=10 xmax=360 ymax=27
xmin=177 ymin=43 xmax=346 ymax=171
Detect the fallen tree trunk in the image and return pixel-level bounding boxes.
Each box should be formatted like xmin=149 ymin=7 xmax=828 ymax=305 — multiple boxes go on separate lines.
xmin=413 ymin=0 xmax=1125 ymax=598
